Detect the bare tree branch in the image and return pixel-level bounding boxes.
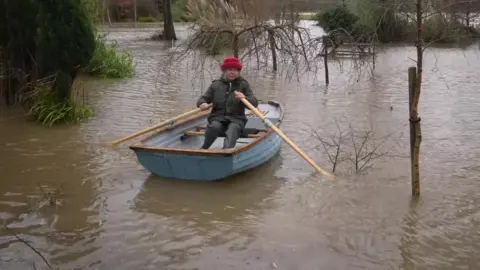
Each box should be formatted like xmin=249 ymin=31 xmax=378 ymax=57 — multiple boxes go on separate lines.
xmin=2 ymin=225 xmax=52 ymax=269
xmin=306 ymin=118 xmax=408 ymax=174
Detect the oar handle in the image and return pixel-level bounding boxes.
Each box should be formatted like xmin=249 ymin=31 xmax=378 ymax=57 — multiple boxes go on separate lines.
xmin=242 ymin=99 xmax=266 ymax=120
xmin=108 ymin=105 xmax=211 ymax=146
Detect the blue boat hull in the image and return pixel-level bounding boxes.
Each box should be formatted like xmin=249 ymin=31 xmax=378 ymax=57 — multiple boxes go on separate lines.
xmin=134 ymin=133 xmax=281 ymax=181
xmin=130 ymin=101 xmax=284 ymax=181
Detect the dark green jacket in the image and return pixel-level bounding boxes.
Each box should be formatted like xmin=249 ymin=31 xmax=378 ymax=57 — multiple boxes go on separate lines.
xmin=197 ymin=76 xmax=258 ymax=127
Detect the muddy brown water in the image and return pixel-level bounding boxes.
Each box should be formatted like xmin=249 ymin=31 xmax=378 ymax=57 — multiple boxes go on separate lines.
xmin=1 ymin=22 xmax=480 ymax=269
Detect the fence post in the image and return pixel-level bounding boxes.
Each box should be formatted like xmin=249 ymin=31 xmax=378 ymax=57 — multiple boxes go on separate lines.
xmin=408 ymin=66 xmax=420 ymax=196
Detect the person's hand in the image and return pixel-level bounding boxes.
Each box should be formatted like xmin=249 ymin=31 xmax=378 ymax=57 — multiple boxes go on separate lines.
xmin=234 ymin=91 xmax=245 ymax=100
xmin=199 ymin=103 xmax=210 ymax=110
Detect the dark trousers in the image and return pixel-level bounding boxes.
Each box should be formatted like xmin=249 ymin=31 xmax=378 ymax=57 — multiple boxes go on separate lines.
xmin=201 ymin=120 xmax=243 ymax=149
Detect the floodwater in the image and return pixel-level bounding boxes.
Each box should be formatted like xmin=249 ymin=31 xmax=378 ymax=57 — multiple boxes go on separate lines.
xmin=1 ymin=22 xmax=480 ymax=269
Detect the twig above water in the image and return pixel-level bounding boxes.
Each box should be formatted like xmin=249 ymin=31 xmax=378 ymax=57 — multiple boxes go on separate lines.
xmin=3 ymin=225 xmax=52 ymax=269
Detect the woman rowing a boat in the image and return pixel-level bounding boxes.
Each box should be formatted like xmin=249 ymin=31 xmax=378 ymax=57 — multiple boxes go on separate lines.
xmin=197 ymin=56 xmax=259 ymax=149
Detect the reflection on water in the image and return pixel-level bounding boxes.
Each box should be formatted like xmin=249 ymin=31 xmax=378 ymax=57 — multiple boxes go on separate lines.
xmin=133 ymin=153 xmax=284 ymax=227
xmin=1 ymin=22 xmax=480 ymax=269
xmin=400 ymin=198 xmax=420 ymax=269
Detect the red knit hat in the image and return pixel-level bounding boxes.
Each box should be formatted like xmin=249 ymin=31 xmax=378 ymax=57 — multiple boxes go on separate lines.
xmin=220 ymin=56 xmax=242 ymax=71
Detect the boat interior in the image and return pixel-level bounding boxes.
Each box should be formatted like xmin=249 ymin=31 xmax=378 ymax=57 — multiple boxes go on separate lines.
xmin=140 ymin=102 xmax=283 ymax=150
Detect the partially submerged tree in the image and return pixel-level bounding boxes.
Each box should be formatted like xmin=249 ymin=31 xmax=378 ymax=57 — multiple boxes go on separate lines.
xmin=167 ymin=0 xmax=327 ymax=79
xmin=163 ymin=0 xmax=177 ymax=40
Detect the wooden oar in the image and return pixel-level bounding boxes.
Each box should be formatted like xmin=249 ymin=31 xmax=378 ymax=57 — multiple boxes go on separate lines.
xmin=241 ymin=98 xmax=335 ymax=179
xmin=107 ymin=105 xmax=211 ymax=146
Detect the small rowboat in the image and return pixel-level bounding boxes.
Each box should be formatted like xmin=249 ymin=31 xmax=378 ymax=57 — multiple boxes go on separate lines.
xmin=129 ymin=101 xmax=284 ymax=181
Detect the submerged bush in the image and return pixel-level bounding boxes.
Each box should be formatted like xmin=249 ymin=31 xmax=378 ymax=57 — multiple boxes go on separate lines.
xmin=372 ymin=9 xmax=409 ymax=42
xmin=83 ymin=35 xmax=135 ymax=78
xmin=315 ymin=5 xmax=359 ymax=33
xmin=421 ymin=14 xmax=477 ymax=44
xmin=29 ymin=81 xmax=94 ymax=126
xmin=314 ymin=5 xmax=376 ymax=42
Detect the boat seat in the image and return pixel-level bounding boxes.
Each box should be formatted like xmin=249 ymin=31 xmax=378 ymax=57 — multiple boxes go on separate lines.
xmin=183 ymin=124 xmax=267 ymax=139
xmin=183 ymin=129 xmax=262 ymax=138
xmin=195 ymin=125 xmax=267 ymax=134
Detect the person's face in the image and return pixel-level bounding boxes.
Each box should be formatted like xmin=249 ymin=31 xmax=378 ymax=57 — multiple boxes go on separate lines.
xmin=224 ymin=68 xmax=239 ymax=81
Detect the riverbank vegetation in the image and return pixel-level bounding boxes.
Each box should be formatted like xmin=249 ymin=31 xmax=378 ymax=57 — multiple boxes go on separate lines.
xmin=0 ymin=0 xmax=96 ymax=123
xmin=315 ymin=1 xmax=480 ymax=44
xmin=29 ymin=81 xmax=94 ymax=126
xmin=84 ymin=35 xmax=135 ymax=78
xmin=83 ymin=0 xmax=135 ymax=78
xmin=172 ymin=0 xmax=192 ymax=22
xmin=0 ymin=0 xmax=134 ymax=126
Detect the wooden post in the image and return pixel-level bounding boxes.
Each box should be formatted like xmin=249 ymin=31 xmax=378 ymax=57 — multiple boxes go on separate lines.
xmin=372 ymin=41 xmax=376 ymax=70
xmin=104 ymin=0 xmax=112 ymax=27
xmin=289 ymin=0 xmax=295 ymax=38
xmin=274 ymin=8 xmax=281 ymax=24
xmin=323 ymin=36 xmax=329 ymax=86
xmin=408 ymin=67 xmax=421 ymax=196
xmin=101 ymin=0 xmax=105 ymax=23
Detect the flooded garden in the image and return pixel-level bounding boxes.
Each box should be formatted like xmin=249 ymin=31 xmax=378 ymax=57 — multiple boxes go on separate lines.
xmin=1 ymin=18 xmax=480 ymax=270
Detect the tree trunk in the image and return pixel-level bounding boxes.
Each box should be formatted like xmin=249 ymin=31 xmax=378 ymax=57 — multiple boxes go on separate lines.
xmin=466 ymin=10 xmax=470 ymax=27
xmin=133 ymin=0 xmax=137 ymax=24
xmin=409 ymin=0 xmax=424 ymax=197
xmin=413 ymin=0 xmax=423 ymax=125
xmin=251 ymin=28 xmax=260 ymax=66
xmin=163 ymin=0 xmax=177 ymax=40
xmin=239 ymin=0 xmax=247 ymax=18
xmin=232 ymin=35 xmax=239 ymax=58
xmin=106 ymin=2 xmax=111 ymax=27
xmin=101 ymin=0 xmax=105 ymax=23
xmin=289 ymin=0 xmax=295 ymax=38
xmin=268 ymin=30 xmax=277 ymax=71
xmin=323 ymin=36 xmax=329 ymax=85
xmin=281 ymin=3 xmax=286 ymax=22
